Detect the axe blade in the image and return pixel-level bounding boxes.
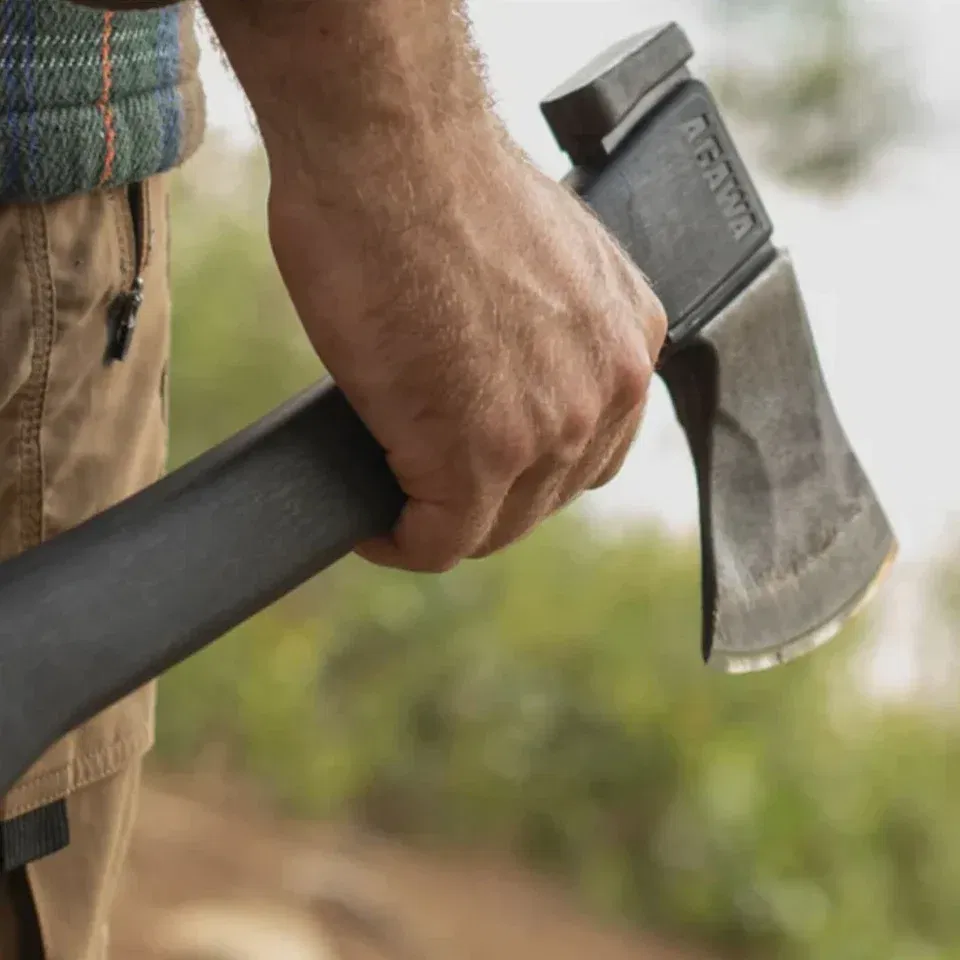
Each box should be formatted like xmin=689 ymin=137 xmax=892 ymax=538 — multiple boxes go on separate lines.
xmin=659 ymin=251 xmax=897 ymax=672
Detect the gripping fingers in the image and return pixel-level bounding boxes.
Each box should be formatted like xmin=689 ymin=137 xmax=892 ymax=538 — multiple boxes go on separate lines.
xmin=468 ymin=457 xmax=570 ymax=560
xmin=586 ymin=404 xmax=645 ymax=491
xmin=355 ymin=486 xmax=509 ymax=573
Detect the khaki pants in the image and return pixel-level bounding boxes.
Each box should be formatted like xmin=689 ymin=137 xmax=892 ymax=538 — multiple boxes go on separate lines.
xmin=0 ymin=176 xmax=171 ymax=958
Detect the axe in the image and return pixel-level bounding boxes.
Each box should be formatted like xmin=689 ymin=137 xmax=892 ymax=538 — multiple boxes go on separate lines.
xmin=0 ymin=23 xmax=896 ymax=798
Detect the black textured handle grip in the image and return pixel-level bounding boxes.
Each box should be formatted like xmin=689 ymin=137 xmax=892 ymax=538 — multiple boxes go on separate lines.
xmin=0 ymin=379 xmax=404 ymax=796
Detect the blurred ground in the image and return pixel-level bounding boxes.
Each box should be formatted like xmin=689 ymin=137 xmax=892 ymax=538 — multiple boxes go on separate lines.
xmin=112 ymin=773 xmax=712 ymax=960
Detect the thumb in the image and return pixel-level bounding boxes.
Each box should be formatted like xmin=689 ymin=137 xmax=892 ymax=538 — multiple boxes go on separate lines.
xmin=354 ymin=498 xmax=496 ymax=574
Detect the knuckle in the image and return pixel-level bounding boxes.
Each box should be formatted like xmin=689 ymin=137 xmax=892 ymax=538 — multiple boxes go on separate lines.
xmin=592 ymin=457 xmax=624 ymax=491
xmin=478 ymin=417 xmax=535 ymax=482
xmin=556 ymin=396 xmax=601 ymax=460
xmin=611 ymin=347 xmax=653 ymax=415
xmin=647 ymin=293 xmax=669 ymax=345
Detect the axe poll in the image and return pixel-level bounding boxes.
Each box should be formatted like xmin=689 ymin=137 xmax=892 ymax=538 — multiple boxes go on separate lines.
xmin=0 ymin=23 xmax=896 ymax=797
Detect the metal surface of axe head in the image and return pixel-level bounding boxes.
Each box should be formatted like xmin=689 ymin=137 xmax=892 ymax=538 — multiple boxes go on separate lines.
xmin=540 ymin=23 xmax=898 ymax=672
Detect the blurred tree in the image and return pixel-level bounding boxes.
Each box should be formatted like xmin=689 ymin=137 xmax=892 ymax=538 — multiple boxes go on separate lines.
xmin=701 ymin=0 xmax=916 ymax=192
xmin=165 ymin=132 xmax=320 ymax=468
xmin=919 ymin=552 xmax=960 ymax=708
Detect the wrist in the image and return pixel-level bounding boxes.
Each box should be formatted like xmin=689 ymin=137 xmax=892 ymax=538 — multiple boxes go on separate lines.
xmin=265 ymin=108 xmax=510 ymax=313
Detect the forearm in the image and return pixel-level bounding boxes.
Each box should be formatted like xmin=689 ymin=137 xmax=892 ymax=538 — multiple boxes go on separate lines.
xmin=201 ymin=0 xmax=497 ymax=202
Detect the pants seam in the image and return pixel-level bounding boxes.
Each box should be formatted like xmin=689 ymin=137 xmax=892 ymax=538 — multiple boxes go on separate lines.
xmin=17 ymin=204 xmax=55 ymax=551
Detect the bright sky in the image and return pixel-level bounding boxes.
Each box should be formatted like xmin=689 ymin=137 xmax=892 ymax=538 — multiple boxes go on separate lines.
xmin=196 ymin=0 xmax=960 ymax=664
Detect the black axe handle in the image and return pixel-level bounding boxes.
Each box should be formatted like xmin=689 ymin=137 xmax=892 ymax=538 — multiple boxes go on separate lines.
xmin=0 ymin=380 xmax=404 ymax=797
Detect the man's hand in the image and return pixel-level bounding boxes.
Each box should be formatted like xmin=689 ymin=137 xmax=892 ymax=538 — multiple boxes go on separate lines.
xmin=202 ymin=0 xmax=667 ymax=573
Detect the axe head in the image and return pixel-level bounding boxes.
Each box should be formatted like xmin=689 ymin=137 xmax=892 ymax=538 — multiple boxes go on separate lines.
xmin=541 ymin=23 xmax=897 ymax=672
xmin=658 ymin=252 xmax=897 ymax=672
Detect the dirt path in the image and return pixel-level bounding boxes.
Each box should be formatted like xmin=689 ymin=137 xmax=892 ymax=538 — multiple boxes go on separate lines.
xmin=111 ymin=774 xmax=714 ymax=960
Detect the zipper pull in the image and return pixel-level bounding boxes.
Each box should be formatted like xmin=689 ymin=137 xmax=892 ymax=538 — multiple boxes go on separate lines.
xmin=105 ymin=181 xmax=149 ymax=365
xmin=105 ymin=275 xmax=144 ymax=364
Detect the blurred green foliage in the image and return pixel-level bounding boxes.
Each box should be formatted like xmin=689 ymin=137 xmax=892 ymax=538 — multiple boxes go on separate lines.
xmin=703 ymin=0 xmax=916 ymax=192
xmin=164 ymin=139 xmax=320 ymax=466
